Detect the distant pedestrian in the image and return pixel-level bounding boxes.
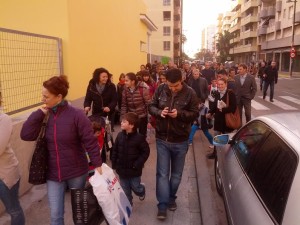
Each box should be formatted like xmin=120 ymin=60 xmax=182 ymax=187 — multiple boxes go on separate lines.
xmin=263 ymin=61 xmax=278 ymax=102
xmin=202 ymin=61 xmax=215 ymax=85
xmin=187 ymin=68 xmax=209 ymax=103
xmin=234 ymin=64 xmax=257 ymax=123
xmin=111 ymin=112 xmax=150 ymax=205
xmin=0 ymin=98 xmax=25 ymax=225
xmin=258 ymin=61 xmax=266 ymax=91
xmin=149 ymin=68 xmax=198 ymax=220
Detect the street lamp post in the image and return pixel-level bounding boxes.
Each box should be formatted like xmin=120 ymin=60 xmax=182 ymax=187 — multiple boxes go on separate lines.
xmin=287 ymin=0 xmax=297 ymax=78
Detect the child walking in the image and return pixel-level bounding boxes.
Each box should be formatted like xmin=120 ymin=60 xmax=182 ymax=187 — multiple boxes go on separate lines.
xmin=189 ymin=102 xmax=214 ymax=148
xmin=111 ymin=112 xmax=150 ymax=205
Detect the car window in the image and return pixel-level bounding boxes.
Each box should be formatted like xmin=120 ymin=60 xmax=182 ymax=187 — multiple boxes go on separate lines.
xmin=248 ymin=133 xmax=298 ymax=224
xmin=233 ymin=121 xmax=270 ymax=171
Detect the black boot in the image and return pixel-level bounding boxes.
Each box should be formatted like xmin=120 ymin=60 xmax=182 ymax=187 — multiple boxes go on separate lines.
xmin=206 ymin=148 xmax=216 ymax=159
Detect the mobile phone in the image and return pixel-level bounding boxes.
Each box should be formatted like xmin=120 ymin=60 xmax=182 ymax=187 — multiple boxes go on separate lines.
xmin=168 ymin=108 xmax=173 ymax=113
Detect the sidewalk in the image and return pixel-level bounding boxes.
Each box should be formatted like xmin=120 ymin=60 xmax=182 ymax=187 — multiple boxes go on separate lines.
xmin=0 ymin=125 xmax=204 ymax=225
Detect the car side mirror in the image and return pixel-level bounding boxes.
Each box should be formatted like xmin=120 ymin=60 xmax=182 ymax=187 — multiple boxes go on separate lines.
xmin=213 ymin=134 xmax=230 ymax=146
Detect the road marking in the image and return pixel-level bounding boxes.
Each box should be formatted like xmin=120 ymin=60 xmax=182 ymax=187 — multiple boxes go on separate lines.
xmin=251 ymin=100 xmax=270 ymax=110
xmin=258 ymin=96 xmax=297 ymax=110
xmin=280 ymin=96 xmax=300 ymax=105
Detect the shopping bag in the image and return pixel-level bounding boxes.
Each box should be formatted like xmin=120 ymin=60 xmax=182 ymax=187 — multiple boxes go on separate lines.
xmin=90 ymin=163 xmax=132 ymax=225
xmin=28 ymin=114 xmax=49 ymax=185
xmin=70 ymin=185 xmax=105 ymax=225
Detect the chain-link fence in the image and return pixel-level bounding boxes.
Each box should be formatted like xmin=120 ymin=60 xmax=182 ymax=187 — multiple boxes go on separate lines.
xmin=0 ymin=27 xmax=63 ymax=114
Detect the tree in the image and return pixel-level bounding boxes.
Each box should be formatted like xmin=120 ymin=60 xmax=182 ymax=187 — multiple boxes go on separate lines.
xmin=216 ymin=30 xmax=232 ymax=63
xmin=194 ymin=49 xmax=214 ymax=61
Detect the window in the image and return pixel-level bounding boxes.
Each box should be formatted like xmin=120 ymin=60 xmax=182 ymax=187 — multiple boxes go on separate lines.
xmin=283 ymin=8 xmax=286 ymax=18
xmin=163 ymin=0 xmax=171 ymax=6
xmin=288 ymin=6 xmax=293 ymax=19
xmin=163 ymin=26 xmax=171 ymax=36
xmin=174 ymin=0 xmax=181 ymax=7
xmin=174 ymin=28 xmax=180 ymax=35
xmin=233 ymin=121 xmax=270 ymax=171
xmin=163 ymin=11 xmax=171 ymax=21
xmin=163 ymin=41 xmax=170 ymax=51
xmin=247 ymin=133 xmax=297 ymax=224
xmin=174 ymin=14 xmax=181 ymax=21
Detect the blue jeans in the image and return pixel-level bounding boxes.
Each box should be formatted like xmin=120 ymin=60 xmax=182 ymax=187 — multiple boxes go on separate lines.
xmin=0 ymin=179 xmax=25 ymax=225
xmin=47 ymin=173 xmax=88 ymax=225
xmin=189 ymin=124 xmax=213 ymax=145
xmin=119 ymin=176 xmax=145 ymax=204
xmin=156 ymin=139 xmax=188 ymax=210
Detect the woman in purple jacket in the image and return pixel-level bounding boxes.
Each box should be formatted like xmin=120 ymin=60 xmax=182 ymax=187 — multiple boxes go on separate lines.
xmin=21 ymin=75 xmax=102 ymax=225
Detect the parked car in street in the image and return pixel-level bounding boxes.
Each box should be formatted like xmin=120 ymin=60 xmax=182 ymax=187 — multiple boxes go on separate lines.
xmin=213 ymin=112 xmax=300 ymax=225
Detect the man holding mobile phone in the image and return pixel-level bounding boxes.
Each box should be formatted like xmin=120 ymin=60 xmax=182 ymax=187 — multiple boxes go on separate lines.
xmin=149 ymin=68 xmax=198 ymax=220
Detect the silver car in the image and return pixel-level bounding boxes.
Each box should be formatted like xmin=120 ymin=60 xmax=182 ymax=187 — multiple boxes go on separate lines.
xmin=213 ymin=112 xmax=300 ymax=225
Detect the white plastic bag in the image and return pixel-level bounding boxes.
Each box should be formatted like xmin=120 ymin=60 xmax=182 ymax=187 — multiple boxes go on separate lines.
xmin=90 ymin=163 xmax=132 ymax=225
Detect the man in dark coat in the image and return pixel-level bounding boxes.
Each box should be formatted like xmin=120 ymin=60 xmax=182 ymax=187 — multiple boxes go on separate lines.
xmin=234 ymin=64 xmax=257 ymax=124
xmin=263 ymin=61 xmax=278 ymax=102
xmin=187 ymin=68 xmax=208 ymax=103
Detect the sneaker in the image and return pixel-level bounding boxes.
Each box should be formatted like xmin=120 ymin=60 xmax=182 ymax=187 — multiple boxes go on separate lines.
xmin=168 ymin=201 xmax=177 ymax=211
xmin=157 ymin=209 xmax=167 ymax=220
xmin=139 ymin=183 xmax=146 ymax=201
xmin=209 ymin=145 xmax=214 ymax=149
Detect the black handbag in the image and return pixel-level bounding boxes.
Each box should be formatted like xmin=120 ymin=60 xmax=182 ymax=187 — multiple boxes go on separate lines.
xmin=28 ymin=114 xmax=49 ymax=185
xmin=71 ymin=185 xmax=105 ymax=225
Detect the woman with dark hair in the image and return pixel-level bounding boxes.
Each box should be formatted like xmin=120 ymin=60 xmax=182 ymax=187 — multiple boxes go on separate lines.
xmin=0 ymin=99 xmax=25 ymax=225
xmin=121 ymin=72 xmax=151 ymax=137
xmin=117 ymin=73 xmax=126 ymax=110
xmin=141 ymin=70 xmax=157 ymax=98
xmin=21 ymin=75 xmax=102 ymax=225
xmin=84 ymin=67 xmax=117 ymax=118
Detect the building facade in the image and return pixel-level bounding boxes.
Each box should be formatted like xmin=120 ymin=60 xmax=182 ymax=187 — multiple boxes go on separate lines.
xmin=143 ymin=0 xmax=183 ymax=64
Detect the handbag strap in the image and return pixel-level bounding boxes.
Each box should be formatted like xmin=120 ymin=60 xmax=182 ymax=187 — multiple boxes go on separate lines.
xmin=38 ymin=113 xmax=50 ymax=139
xmin=226 ymin=90 xmax=229 ymax=106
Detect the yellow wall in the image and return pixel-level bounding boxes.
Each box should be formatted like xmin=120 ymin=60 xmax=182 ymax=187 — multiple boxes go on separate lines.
xmin=0 ymin=0 xmax=149 ymax=100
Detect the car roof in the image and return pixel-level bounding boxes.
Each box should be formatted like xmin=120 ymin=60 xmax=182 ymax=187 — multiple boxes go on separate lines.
xmin=254 ymin=112 xmax=300 ymax=152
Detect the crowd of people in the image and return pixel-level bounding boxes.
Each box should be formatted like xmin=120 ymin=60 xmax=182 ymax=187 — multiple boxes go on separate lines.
xmin=0 ymin=58 xmax=279 ymax=224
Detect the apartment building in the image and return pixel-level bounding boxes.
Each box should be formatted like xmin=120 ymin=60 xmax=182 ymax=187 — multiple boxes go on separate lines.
xmin=144 ymin=0 xmax=183 ymax=64
xmin=229 ymin=0 xmax=259 ymax=64
xmin=258 ymin=0 xmax=300 ymax=73
xmin=202 ymin=25 xmax=218 ymax=51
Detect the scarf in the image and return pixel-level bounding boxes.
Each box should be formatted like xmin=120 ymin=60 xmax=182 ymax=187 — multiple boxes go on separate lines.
xmin=218 ymin=88 xmax=227 ymax=98
xmin=51 ymin=100 xmax=66 ymax=113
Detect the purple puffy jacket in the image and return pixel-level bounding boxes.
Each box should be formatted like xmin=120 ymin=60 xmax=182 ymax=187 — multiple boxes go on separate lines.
xmin=21 ymin=102 xmax=102 ymax=182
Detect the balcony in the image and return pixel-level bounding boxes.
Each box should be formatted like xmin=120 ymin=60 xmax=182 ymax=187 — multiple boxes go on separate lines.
xmin=276 ymin=1 xmax=282 ymax=12
xmin=275 ymin=21 xmax=281 ymax=31
xmin=261 ymin=0 xmax=276 ymax=3
xmin=260 ymin=6 xmax=276 ymax=19
xmin=231 ymin=10 xmax=241 ymax=21
xmin=229 ymin=23 xmax=241 ymax=33
xmin=267 ymin=24 xmax=275 ymax=33
xmin=241 ymin=0 xmax=258 ymax=13
xmin=230 ymin=36 xmax=241 ymax=44
xmin=258 ymin=26 xmax=267 ymax=35
xmin=223 ymin=19 xmax=231 ymax=26
xmin=229 ymin=44 xmax=257 ymax=54
xmin=240 ymin=29 xmax=257 ymax=39
xmin=241 ymin=14 xmax=259 ymax=26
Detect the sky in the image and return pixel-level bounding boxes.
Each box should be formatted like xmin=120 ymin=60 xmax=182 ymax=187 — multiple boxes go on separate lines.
xmin=183 ymin=0 xmax=234 ymax=58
